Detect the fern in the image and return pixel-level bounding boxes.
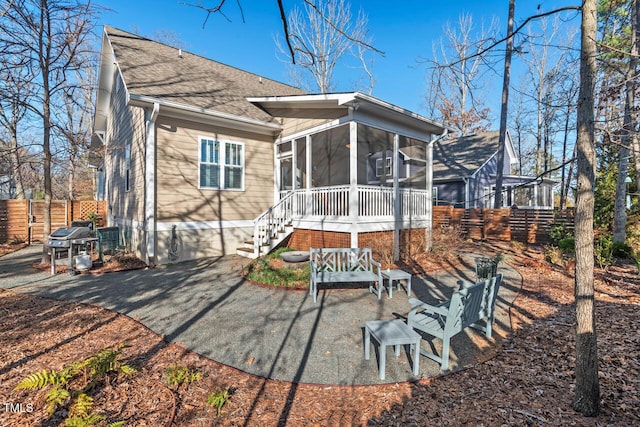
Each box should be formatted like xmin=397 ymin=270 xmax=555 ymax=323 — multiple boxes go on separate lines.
xmin=207 ymin=388 xmax=231 ymax=415
xmin=69 ymin=393 xmax=93 ymax=419
xmin=14 ymin=369 xmax=71 ymax=390
xmin=44 ymin=387 xmax=70 ymax=415
xmin=165 ymin=365 xmax=202 ymax=387
xmin=64 ymin=413 xmax=105 ymax=427
xmin=14 ymin=343 xmax=137 ymax=424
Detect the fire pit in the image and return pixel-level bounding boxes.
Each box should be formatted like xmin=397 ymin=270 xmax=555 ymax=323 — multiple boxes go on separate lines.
xmin=280 ymin=251 xmax=310 ymax=263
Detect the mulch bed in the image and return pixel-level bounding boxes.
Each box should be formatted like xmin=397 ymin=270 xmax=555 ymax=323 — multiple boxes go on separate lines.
xmin=1 ymin=242 xmax=638 ymax=426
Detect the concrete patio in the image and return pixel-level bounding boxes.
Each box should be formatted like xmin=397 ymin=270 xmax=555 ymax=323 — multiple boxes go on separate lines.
xmin=0 ymin=245 xmax=521 ymax=385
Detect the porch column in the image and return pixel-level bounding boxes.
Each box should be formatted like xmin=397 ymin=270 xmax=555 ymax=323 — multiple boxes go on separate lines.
xmin=426 ymin=137 xmax=434 ymax=251
xmin=349 ymin=122 xmax=358 ymax=247
xmin=393 ymin=133 xmax=400 ymax=261
xmin=305 ymin=135 xmax=312 ymax=215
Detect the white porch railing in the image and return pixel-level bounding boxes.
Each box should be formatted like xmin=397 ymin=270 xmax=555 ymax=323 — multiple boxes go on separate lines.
xmin=279 ymin=185 xmax=431 ymax=219
xmin=246 ymin=185 xmax=431 ymax=258
xmin=253 ymin=191 xmax=294 ymax=254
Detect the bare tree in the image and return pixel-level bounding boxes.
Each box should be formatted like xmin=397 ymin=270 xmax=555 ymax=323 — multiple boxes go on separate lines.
xmin=0 ymin=49 xmax=34 ymax=199
xmin=573 ymin=0 xmax=600 ymax=416
xmin=275 ymin=0 xmax=375 ymax=92
xmin=1 ymin=0 xmax=97 ymax=262
xmin=424 ymin=13 xmax=498 ymax=135
xmin=60 ymin=61 xmax=96 ymax=200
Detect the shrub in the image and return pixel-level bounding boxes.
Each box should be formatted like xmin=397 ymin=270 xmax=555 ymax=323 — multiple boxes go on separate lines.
xmin=549 ymin=221 xmax=572 ymax=246
xmin=595 ymin=235 xmax=614 ymax=268
xmin=612 ymin=242 xmax=634 ymax=259
xmin=545 ymin=245 xmax=565 ymax=266
xmin=558 ymin=237 xmax=575 ymax=253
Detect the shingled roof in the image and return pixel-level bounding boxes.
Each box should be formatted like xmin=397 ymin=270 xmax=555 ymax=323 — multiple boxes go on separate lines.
xmin=105 ymin=26 xmax=305 ymax=123
xmin=432 ymin=131 xmax=501 ymax=180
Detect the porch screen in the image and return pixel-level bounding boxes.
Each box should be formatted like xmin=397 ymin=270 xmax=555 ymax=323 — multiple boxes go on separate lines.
xmin=357 ymin=124 xmax=393 ymax=186
xmin=310 ymin=125 xmax=349 ymax=187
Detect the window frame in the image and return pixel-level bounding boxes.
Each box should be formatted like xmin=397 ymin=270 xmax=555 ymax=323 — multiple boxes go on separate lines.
xmin=375 ymin=157 xmax=392 ymax=177
xmin=198 ymin=136 xmax=245 ymax=191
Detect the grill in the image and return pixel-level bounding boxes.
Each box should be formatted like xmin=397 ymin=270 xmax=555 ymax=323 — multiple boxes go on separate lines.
xmin=46 ymin=226 xmax=94 ymax=249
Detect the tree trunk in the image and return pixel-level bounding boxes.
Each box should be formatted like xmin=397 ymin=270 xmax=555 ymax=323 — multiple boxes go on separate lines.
xmin=40 ymin=0 xmax=52 ymax=264
xmin=612 ymin=0 xmax=637 ymax=243
xmin=494 ymin=0 xmax=515 ymax=209
xmin=573 ymin=0 xmax=600 ymax=416
xmin=560 ymin=105 xmax=571 ymax=209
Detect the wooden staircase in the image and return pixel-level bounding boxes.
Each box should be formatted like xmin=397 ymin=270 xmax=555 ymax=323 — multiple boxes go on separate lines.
xmin=236 ymin=192 xmax=295 ymax=259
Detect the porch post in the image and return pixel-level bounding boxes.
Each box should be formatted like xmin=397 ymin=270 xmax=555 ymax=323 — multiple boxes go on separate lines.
xmin=349 ymin=122 xmax=358 ymax=247
xmin=306 ymin=135 xmax=312 ymax=215
xmin=426 ymin=137 xmax=434 ymax=251
xmin=393 ymin=133 xmax=400 ymax=261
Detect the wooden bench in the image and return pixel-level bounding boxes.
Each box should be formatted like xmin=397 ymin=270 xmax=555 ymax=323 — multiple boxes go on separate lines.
xmin=407 ymin=274 xmax=503 ymax=370
xmin=309 ymin=247 xmax=383 ymax=303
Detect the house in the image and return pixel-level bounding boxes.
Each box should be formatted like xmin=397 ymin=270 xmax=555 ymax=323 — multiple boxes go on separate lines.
xmin=93 ymin=27 xmax=448 ymax=265
xmin=431 ymin=130 xmax=556 ymax=209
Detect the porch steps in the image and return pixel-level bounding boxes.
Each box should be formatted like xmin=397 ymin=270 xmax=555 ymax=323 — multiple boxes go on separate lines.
xmin=235 ymin=221 xmax=293 ymax=259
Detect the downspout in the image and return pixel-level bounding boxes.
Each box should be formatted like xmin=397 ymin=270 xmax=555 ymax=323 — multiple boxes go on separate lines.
xmin=145 ymin=102 xmax=159 ymax=266
xmin=427 ymin=130 xmax=448 ymax=251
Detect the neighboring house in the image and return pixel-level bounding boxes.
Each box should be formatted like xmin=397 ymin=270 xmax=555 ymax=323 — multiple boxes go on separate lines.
xmin=0 ymin=175 xmax=14 ymax=199
xmin=431 ymin=130 xmax=556 ymax=209
xmin=93 ymin=26 xmax=448 ymax=265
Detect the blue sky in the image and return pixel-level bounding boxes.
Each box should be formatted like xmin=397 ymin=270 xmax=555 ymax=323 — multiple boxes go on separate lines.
xmin=99 ymin=0 xmax=580 ymax=124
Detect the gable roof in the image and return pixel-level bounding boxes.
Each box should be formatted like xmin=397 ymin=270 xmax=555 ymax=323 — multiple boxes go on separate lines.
xmin=101 ymin=26 xmax=305 ymax=125
xmin=433 ymin=130 xmax=514 ymax=180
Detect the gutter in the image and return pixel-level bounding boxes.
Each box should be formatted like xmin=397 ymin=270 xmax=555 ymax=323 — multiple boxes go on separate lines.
xmin=129 ymin=94 xmax=282 ymax=134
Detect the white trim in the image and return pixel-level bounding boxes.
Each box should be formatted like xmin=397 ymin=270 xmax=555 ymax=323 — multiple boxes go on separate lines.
xmin=145 ymin=102 xmax=159 ymax=264
xmin=197 ymin=136 xmax=245 ymax=191
xmin=281 ymin=117 xmax=346 ymax=142
xmin=247 ymin=92 xmax=450 ymax=133
xmin=128 ymin=94 xmax=282 ymax=135
xmin=156 ymin=220 xmax=254 ymax=231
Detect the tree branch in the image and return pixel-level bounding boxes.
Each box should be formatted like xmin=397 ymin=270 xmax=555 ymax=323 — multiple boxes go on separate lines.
xmin=438 ymin=6 xmax=581 ymax=69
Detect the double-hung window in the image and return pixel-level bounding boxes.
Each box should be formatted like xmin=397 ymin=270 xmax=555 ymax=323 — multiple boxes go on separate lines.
xmin=199 ymin=137 xmax=244 ymax=190
xmin=375 ymin=157 xmax=392 ymax=177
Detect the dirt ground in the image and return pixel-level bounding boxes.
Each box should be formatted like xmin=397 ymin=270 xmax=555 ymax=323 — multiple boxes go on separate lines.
xmin=0 ymin=241 xmax=638 ymax=426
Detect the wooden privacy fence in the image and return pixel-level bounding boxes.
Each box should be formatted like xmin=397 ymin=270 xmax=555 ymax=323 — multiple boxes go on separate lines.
xmin=0 ymin=200 xmax=107 ymax=244
xmin=433 ymin=206 xmax=575 ymax=244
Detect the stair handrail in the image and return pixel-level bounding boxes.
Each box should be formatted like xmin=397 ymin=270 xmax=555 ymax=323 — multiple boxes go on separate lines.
xmin=253 ymin=191 xmax=295 ymax=255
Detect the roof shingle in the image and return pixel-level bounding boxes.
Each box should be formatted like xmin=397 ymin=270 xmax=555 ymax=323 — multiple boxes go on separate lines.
xmin=106 ymin=26 xmax=305 ymax=123
xmin=432 ymin=131 xmax=500 ymax=180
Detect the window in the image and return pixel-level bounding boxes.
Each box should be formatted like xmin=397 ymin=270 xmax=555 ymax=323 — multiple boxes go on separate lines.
xmin=432 ymin=187 xmax=438 ymax=206
xmin=199 ymin=137 xmax=244 ymax=190
xmin=375 ymin=157 xmax=392 ymax=177
xmin=125 ymin=142 xmax=131 ymax=192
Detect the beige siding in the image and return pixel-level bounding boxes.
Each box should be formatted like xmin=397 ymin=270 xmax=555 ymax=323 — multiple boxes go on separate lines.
xmin=104 ymin=70 xmax=147 ymax=258
xmin=155 ymin=116 xmax=275 ymax=222
xmin=281 ymin=116 xmax=337 ymax=138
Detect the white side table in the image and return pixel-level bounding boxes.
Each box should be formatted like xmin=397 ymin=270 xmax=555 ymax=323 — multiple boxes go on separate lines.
xmin=381 ymin=269 xmax=412 ymax=298
xmin=364 ymin=319 xmax=421 ymax=380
